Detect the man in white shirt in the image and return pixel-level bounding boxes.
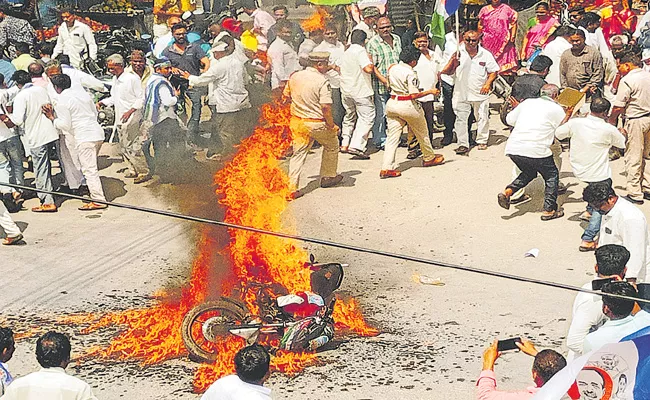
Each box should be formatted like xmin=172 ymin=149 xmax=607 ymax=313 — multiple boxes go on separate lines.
xmin=241 ymin=0 xmax=276 ymax=52
xmin=44 ymin=74 xmax=107 ymax=210
xmin=435 ymin=30 xmax=458 ymax=147
xmin=555 ymin=98 xmax=626 ymax=251
xmin=2 ymin=70 xmax=58 ymax=212
xmin=351 ymin=6 xmax=379 ymax=42
xmin=2 ymin=331 xmax=98 ymax=400
xmin=583 ymin=181 xmax=650 ymax=282
xmin=566 ymin=244 xmax=629 ymax=359
xmin=498 ymin=84 xmax=568 ymax=221
xmin=181 ymin=42 xmax=252 ymax=158
xmin=51 ymin=10 xmax=97 ymax=70
xmin=440 ymin=30 xmax=498 ymax=155
xmin=201 ymin=344 xmax=271 ymax=400
xmin=583 ymin=281 xmax=639 ymax=353
xmin=314 ymin=23 xmax=345 ymax=132
xmin=338 ymin=29 xmax=375 ymax=156
xmin=98 ymin=54 xmax=150 ymax=184
xmin=540 ymin=26 xmax=573 ymax=87
xmin=0 ymin=74 xmax=22 ymax=201
xmin=411 ymin=31 xmax=441 ymax=157
xmin=268 ymin=19 xmax=300 ymax=92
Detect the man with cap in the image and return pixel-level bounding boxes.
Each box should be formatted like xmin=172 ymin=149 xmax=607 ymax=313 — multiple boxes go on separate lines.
xmin=178 ymin=41 xmax=253 ymax=158
xmin=268 ymin=19 xmax=301 ymax=92
xmin=352 ymin=7 xmax=380 ymax=41
xmin=381 ymin=46 xmax=444 ymax=179
xmin=284 ymin=52 xmax=343 ymax=197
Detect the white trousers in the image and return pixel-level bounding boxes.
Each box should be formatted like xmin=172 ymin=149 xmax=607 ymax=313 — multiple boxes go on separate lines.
xmin=341 ymin=94 xmax=375 ymax=151
xmin=77 ymin=141 xmax=106 ymax=202
xmin=0 ymin=200 xmax=20 ymax=237
xmin=453 ymin=98 xmax=490 ymax=148
xmin=383 ymin=99 xmax=436 ymax=170
xmin=58 ymin=132 xmax=85 ymax=189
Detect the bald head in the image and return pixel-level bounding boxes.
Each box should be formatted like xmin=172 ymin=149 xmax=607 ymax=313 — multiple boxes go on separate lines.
xmin=28 ymin=62 xmax=44 ymax=78
xmin=540 ymin=84 xmax=559 ymax=99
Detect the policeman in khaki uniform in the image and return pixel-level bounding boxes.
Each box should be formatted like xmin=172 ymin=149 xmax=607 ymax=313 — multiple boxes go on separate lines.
xmin=381 ymin=46 xmax=445 ymax=178
xmin=284 ymin=52 xmax=343 ymax=196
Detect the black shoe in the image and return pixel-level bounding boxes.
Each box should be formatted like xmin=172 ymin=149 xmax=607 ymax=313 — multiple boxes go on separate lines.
xmin=454 ymin=146 xmax=469 ymax=155
xmin=623 ymin=195 xmax=644 ymax=205
xmin=644 ymin=192 xmax=650 ymax=201
xmin=441 ymin=138 xmax=453 ymax=147
xmin=348 ymin=148 xmax=370 ymax=159
xmin=406 ymin=149 xmax=422 ymax=160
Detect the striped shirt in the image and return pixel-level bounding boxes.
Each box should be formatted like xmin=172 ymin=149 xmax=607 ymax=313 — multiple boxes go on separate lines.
xmin=366 ymin=33 xmax=401 ymax=95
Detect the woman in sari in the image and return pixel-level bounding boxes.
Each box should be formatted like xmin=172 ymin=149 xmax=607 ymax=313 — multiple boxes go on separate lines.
xmin=601 ymin=0 xmax=637 ymax=43
xmin=478 ymin=0 xmax=518 ymax=73
xmin=520 ymin=2 xmax=559 ymax=62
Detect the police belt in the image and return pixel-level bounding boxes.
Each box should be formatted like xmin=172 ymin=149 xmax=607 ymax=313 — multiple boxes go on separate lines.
xmin=390 ymin=95 xmax=413 ymax=101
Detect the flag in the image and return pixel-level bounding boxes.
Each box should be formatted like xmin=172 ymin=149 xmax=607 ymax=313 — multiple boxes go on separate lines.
xmin=429 ymin=0 xmax=461 ymax=50
xmin=532 ymin=333 xmax=650 ymax=400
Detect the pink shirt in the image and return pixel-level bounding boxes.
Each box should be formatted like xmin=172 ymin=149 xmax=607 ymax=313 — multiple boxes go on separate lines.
xmin=476 ymin=370 xmax=539 ymax=400
xmin=31 ymin=76 xmax=48 ymax=88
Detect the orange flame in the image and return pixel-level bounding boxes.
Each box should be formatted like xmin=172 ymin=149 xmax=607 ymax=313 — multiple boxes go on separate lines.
xmin=301 ymin=7 xmax=330 ymax=33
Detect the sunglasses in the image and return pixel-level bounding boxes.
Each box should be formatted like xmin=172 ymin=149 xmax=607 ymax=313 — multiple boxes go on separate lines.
xmin=465 ymin=38 xmax=478 ymax=42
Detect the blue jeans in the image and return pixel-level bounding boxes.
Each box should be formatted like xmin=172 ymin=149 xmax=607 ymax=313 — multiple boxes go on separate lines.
xmin=582 ymin=204 xmax=602 ymax=241
xmin=0 ymin=135 xmax=25 ymax=194
xmin=186 ymin=87 xmax=206 ymax=145
xmin=30 ymin=142 xmax=55 ymax=205
xmin=372 ymin=92 xmax=390 ymax=148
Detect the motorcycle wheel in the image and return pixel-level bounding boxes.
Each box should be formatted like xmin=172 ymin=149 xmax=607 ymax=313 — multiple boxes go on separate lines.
xmin=499 ymin=101 xmax=513 ymax=127
xmin=181 ymin=299 xmax=249 ymax=363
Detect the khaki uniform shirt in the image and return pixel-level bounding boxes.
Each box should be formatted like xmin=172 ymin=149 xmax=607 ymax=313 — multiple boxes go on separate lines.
xmin=559 ymin=45 xmax=604 ymax=91
xmin=613 ymin=68 xmax=650 ymax=119
xmin=284 ymin=67 xmax=332 ymax=120
xmin=387 ymin=62 xmax=420 ymax=96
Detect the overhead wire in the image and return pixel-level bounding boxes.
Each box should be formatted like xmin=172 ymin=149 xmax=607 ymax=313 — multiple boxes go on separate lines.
xmin=3 ymin=181 xmax=648 ymax=305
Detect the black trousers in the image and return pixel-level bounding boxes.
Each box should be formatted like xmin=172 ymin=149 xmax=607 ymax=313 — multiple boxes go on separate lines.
xmin=507 ymin=155 xmax=559 ymax=212
xmin=151 ymin=118 xmax=187 ymax=179
xmin=441 ymin=81 xmax=455 ymax=143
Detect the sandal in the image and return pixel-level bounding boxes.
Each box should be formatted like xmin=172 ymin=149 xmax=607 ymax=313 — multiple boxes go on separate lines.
xmin=2 ymin=233 xmax=23 ymax=245
xmin=79 ymin=202 xmax=108 ymax=211
xmin=31 ymin=204 xmax=57 ymax=213
xmin=541 ymin=209 xmax=564 ymax=221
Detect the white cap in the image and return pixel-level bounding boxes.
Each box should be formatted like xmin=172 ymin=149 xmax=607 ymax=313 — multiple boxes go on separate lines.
xmin=212 ymin=42 xmax=228 ymax=52
xmin=643 ymin=49 xmax=650 ymax=61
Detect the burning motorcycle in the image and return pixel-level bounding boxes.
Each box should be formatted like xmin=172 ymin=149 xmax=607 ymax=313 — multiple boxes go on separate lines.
xmin=181 ymin=258 xmax=345 ymax=363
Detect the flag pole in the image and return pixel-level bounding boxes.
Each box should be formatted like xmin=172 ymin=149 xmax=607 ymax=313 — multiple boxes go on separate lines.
xmin=455 ymin=9 xmax=460 ymax=57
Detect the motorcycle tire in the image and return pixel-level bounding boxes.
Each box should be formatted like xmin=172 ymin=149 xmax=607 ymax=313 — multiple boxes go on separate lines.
xmin=500 ymin=101 xmax=513 ymax=127
xmin=181 ymin=299 xmax=249 ymax=363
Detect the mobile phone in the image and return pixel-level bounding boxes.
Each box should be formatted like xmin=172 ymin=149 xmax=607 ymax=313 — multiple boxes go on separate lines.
xmin=592 ymin=278 xmax=615 ymax=291
xmin=497 ymin=337 xmax=521 ymax=352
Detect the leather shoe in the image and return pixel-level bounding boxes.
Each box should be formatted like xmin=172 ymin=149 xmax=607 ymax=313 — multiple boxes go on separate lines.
xmin=422 ymin=154 xmax=445 ymax=167
xmin=320 ymin=174 xmax=343 ymax=188
xmin=348 ymin=148 xmax=370 ymax=159
xmin=454 ymin=146 xmax=469 ymax=155
xmin=380 ymin=170 xmax=401 ymax=179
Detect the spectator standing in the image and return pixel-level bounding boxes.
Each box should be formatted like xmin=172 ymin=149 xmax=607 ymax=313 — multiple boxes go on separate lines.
xmin=201 ymin=344 xmax=271 ymax=400
xmin=520 ymin=2 xmax=558 ymax=62
xmin=583 ymin=181 xmax=650 ymax=283
xmin=0 ymin=327 xmax=14 ymax=395
xmin=126 ymin=50 xmax=154 ymax=88
xmin=609 ymin=50 xmax=650 ymax=205
xmin=559 ymin=29 xmax=604 ymax=96
xmin=267 ymin=5 xmax=304 ymax=48
xmin=540 ymin=26 xmax=573 ymax=87
xmin=351 ymin=6 xmax=379 ymax=42
xmin=284 ymin=52 xmax=342 ymax=195
xmin=600 ymin=0 xmax=637 ymax=43
xmin=162 ymin=23 xmax=209 ymax=149
xmin=498 ymin=84 xmax=568 ymax=221
xmin=477 ymin=339 xmax=567 ymax=399
xmin=435 ymin=29 xmax=458 ymax=147
xmin=338 ymin=29 xmax=375 ymax=157
xmin=37 ymin=42 xmax=54 ymax=64
xmin=153 ymin=16 xmax=182 ymax=59
xmin=583 ymin=281 xmax=639 ymax=353
xmin=44 ymin=74 xmax=107 ymax=210
xmin=565 ymin=244 xmax=629 ymax=359
xmin=313 ymin=23 xmax=345 ymax=130
xmin=0 ymin=6 xmax=36 ymax=58
xmin=441 ymin=30 xmax=498 ymax=155
xmin=568 ymin=6 xmax=585 ymax=27
xmin=241 ymin=0 xmax=276 ymax=52
xmin=2 ymin=331 xmax=98 ymax=400
xmin=11 ymin=42 xmax=35 ymax=72
xmin=401 ymin=17 xmax=417 ymax=48
xmin=412 ymin=32 xmax=442 ymax=148
xmin=98 ymin=54 xmax=150 ymax=184
xmin=268 ymin=19 xmax=301 ymax=92
xmin=52 ymin=10 xmax=98 ymax=70
xmin=380 ymin=46 xmax=444 ymax=179
xmin=2 ymin=70 xmax=57 ymax=212
xmin=0 ymin=74 xmax=22 ymax=201
xmin=578 ymin=12 xmax=610 ymax=56
xmin=478 ymin=0 xmax=518 ymax=73
xmin=555 ymin=98 xmax=625 ymax=251
xmin=366 ymin=16 xmax=401 ymax=150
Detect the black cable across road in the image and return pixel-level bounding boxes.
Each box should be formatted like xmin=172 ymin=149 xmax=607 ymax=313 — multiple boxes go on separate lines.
xmin=4 ymin=181 xmax=649 ymax=305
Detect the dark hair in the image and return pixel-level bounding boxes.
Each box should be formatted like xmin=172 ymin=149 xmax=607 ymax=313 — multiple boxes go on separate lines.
xmin=530 ymin=54 xmax=552 ymax=72
xmin=50 ymin=74 xmax=71 ymax=91
xmin=0 ymin=327 xmax=14 ymax=354
xmin=596 ymin=244 xmax=630 ymax=277
xmin=572 ymin=29 xmax=586 ymax=39
xmin=583 ymin=181 xmax=615 ymax=205
xmin=554 ymin=25 xmax=571 ymax=37
xmin=15 ymin=42 xmax=30 ymax=54
xmin=272 ymin=5 xmax=288 ymax=13
xmin=36 ymin=331 xmax=71 ymax=368
xmin=617 ymin=49 xmax=642 ymax=65
xmin=413 ymin=31 xmax=428 ymax=41
xmin=234 ymin=344 xmax=270 ymax=383
xmin=399 ymin=45 xmax=420 ymax=64
xmin=171 ymin=22 xmax=188 ymax=33
xmin=28 ymin=62 xmax=44 ymax=78
xmin=55 ymin=53 xmax=71 ymax=66
xmin=240 ymin=0 xmax=256 ymax=10
xmin=590 ymin=97 xmax=611 ymax=114
xmin=602 ymin=281 xmax=637 ymax=318
xmin=532 ymin=350 xmax=567 ymax=385
xmin=12 ymin=70 xmax=31 ymax=86
xmin=536 ymin=2 xmax=550 ymax=10
xmin=324 ymin=22 xmax=337 ymax=33
xmin=37 ymin=42 xmax=54 ymax=56
xmin=569 ymin=5 xmax=585 ymax=13
xmin=274 ymin=19 xmax=292 ymax=32
xmin=580 ymin=12 xmax=601 ymax=28
xmin=350 ymin=29 xmax=367 ymax=45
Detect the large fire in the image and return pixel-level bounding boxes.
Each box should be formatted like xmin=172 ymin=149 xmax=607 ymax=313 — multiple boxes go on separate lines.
xmin=55 ymin=70 xmax=377 ymax=392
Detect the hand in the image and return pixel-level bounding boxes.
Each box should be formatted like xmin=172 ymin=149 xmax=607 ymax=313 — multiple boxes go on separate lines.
xmin=480 ymin=83 xmax=492 ymax=95
xmin=565 ymin=106 xmax=575 ymax=116
xmin=507 ymin=95 xmax=520 ymax=108
xmin=449 ymin=53 xmax=460 ymax=68
xmin=482 ymin=340 xmax=500 ymax=371
xmin=96 ymin=102 xmax=102 ymax=111
xmin=174 ymin=88 xmax=181 ymax=97
xmin=428 ymin=88 xmax=441 ymax=97
xmin=580 ymin=85 xmax=592 ymax=94
xmin=619 ymin=127 xmax=628 ymax=137
xmin=41 ymin=104 xmax=55 ymax=120
xmin=516 ymin=339 xmax=539 ymax=357
xmin=327 ymin=124 xmax=340 ymax=134
xmin=121 ymin=109 xmax=135 ymax=124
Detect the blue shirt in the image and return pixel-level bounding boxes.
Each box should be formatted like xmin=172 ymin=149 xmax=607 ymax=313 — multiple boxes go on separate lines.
xmin=0 ymin=60 xmax=16 ymax=87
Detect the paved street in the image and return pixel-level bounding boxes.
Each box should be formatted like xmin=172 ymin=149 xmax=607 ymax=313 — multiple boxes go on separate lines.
xmin=1 ymin=105 xmax=645 ymax=399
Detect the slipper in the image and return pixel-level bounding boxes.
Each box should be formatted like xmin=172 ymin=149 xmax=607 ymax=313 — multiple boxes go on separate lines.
xmin=2 ymin=234 xmax=23 ymax=245
xmin=79 ymin=202 xmax=108 ymax=211
xmin=541 ymin=209 xmax=564 ymax=221
xmin=497 ymin=193 xmax=510 ymax=210
xmin=31 ymin=204 xmax=57 ymax=213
